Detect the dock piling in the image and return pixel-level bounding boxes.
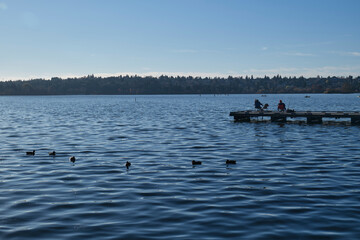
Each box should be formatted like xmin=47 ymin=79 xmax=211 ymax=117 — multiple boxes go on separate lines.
xmin=307 ymin=116 xmax=323 ymax=124
xmin=234 ymin=116 xmax=250 ymax=122
xmin=271 ymin=115 xmax=287 ymax=123
xmin=351 ymin=117 xmax=360 ymax=125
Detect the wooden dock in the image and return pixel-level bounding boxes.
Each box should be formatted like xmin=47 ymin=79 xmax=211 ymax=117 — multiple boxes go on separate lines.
xmin=229 ymin=110 xmax=360 ymax=125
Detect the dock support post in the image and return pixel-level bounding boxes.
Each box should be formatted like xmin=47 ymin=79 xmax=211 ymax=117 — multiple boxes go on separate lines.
xmin=234 ymin=116 xmax=251 ymax=122
xmin=271 ymin=116 xmax=286 ymax=122
xmin=351 ymin=117 xmax=360 ymax=125
xmin=307 ymin=116 xmax=323 ymax=124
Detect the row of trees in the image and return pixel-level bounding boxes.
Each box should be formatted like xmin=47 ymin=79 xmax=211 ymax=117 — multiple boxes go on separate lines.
xmin=0 ymin=75 xmax=359 ymax=95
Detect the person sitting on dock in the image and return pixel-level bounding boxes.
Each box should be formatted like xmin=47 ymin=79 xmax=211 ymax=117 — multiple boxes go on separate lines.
xmin=254 ymin=99 xmax=263 ymax=111
xmin=277 ymin=100 xmax=286 ymax=112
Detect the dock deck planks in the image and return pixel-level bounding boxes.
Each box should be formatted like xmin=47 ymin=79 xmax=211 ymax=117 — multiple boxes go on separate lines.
xmin=229 ymin=110 xmax=360 ymax=124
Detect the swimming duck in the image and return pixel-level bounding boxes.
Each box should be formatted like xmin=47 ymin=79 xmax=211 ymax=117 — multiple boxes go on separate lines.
xmin=26 ymin=150 xmax=35 ymax=155
xmin=125 ymin=161 xmax=131 ymax=169
xmin=69 ymin=156 xmax=76 ymax=163
xmin=226 ymin=160 xmax=236 ymax=164
xmin=192 ymin=160 xmax=202 ymax=165
xmin=49 ymin=151 xmax=56 ymax=156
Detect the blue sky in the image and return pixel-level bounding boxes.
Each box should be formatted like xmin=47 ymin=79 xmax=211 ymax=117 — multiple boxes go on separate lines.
xmin=0 ymin=0 xmax=359 ymax=80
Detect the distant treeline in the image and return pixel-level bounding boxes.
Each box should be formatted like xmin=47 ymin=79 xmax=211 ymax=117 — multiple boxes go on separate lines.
xmin=0 ymin=75 xmax=359 ymax=95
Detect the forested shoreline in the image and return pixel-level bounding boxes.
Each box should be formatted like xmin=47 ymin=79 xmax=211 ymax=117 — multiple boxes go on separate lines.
xmin=0 ymin=75 xmax=359 ymax=95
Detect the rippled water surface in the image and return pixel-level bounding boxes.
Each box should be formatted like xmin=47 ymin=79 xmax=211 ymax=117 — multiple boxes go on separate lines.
xmin=1 ymin=94 xmax=360 ymax=239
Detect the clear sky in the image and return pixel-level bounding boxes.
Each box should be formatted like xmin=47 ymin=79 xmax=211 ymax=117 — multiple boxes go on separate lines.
xmin=0 ymin=0 xmax=359 ymax=80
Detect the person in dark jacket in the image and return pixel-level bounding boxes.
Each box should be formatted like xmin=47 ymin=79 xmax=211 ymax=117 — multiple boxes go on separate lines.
xmin=254 ymin=99 xmax=263 ymax=110
xmin=277 ymin=100 xmax=286 ymax=112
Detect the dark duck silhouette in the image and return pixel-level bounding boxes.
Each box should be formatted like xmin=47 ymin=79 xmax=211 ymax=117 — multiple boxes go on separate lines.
xmin=226 ymin=160 xmax=236 ymax=164
xmin=26 ymin=150 xmax=35 ymax=155
xmin=49 ymin=151 xmax=56 ymax=156
xmin=192 ymin=160 xmax=202 ymax=165
xmin=125 ymin=161 xmax=131 ymax=169
xmin=69 ymin=156 xmax=76 ymax=163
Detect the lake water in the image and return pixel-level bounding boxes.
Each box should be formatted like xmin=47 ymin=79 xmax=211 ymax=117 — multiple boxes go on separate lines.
xmin=1 ymin=94 xmax=360 ymax=239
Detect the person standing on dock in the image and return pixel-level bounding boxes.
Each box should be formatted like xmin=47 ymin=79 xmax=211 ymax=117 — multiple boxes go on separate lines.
xmin=277 ymin=100 xmax=286 ymax=112
xmin=254 ymin=99 xmax=263 ymax=111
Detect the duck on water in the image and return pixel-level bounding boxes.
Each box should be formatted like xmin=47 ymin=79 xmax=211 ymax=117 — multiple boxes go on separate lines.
xmin=26 ymin=150 xmax=35 ymax=155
